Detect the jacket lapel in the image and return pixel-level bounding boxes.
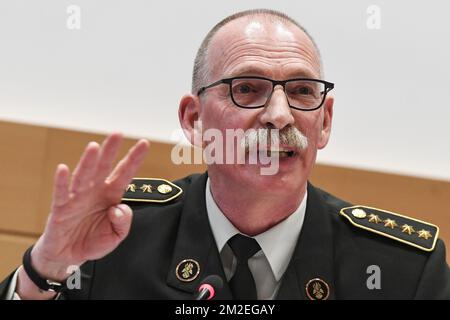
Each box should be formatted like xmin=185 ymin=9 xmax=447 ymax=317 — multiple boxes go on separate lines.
xmin=166 ymin=172 xmax=233 ymax=299
xmin=166 ymin=175 xmax=335 ymax=300
xmin=277 ymin=183 xmax=336 ymax=300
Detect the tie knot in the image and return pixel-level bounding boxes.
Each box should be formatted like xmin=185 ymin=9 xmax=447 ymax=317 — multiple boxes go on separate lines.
xmin=228 ymin=234 xmax=261 ymax=262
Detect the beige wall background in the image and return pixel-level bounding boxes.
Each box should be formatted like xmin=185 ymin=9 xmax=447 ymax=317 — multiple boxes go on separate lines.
xmin=1 ymin=120 xmax=449 ymax=279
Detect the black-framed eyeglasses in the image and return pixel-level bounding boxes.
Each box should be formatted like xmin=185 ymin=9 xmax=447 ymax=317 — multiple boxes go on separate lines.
xmin=197 ymin=76 xmax=334 ymax=111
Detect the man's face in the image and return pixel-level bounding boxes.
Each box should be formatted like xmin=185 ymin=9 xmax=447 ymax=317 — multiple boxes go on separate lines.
xmin=196 ymin=17 xmax=333 ymax=195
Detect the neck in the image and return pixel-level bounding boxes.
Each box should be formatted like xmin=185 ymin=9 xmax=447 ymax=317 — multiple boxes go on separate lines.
xmin=208 ymin=172 xmax=306 ymax=236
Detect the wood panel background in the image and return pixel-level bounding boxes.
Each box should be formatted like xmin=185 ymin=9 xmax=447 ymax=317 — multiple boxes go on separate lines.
xmin=0 ymin=119 xmax=449 ymax=280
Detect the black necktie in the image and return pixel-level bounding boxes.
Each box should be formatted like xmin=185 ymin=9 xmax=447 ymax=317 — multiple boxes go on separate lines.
xmin=227 ymin=234 xmax=261 ymax=300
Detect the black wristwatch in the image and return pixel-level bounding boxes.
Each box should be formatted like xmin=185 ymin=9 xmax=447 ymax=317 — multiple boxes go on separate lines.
xmin=22 ymin=246 xmax=66 ymax=293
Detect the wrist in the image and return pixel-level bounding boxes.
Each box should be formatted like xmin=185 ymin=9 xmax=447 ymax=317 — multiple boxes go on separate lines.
xmin=17 ymin=266 xmax=58 ymax=300
xmin=30 ymin=246 xmax=73 ymax=282
xmin=22 ymin=245 xmax=78 ymax=293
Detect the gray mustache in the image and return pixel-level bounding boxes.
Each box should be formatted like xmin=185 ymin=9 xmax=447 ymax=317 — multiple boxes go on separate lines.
xmin=241 ymin=127 xmax=308 ymax=152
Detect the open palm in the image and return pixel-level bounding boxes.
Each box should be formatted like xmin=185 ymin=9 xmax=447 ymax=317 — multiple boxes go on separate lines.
xmin=31 ymin=133 xmax=149 ymax=281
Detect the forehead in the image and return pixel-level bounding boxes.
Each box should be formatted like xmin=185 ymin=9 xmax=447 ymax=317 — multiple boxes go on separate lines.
xmin=208 ymin=16 xmax=321 ymax=79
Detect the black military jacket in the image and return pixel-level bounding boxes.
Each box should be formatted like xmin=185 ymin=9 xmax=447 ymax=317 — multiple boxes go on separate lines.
xmin=1 ymin=172 xmax=449 ymax=299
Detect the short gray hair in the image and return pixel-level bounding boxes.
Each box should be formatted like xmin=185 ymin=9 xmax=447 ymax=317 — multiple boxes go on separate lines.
xmin=192 ymin=9 xmax=323 ymax=94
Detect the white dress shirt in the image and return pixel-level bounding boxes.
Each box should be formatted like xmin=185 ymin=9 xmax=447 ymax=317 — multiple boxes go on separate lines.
xmin=6 ymin=268 xmax=20 ymax=300
xmin=205 ymin=178 xmax=307 ymax=300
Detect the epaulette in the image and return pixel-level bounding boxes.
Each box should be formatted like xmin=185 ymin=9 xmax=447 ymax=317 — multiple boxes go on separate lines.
xmin=122 ymin=178 xmax=183 ymax=203
xmin=340 ymin=205 xmax=439 ymax=252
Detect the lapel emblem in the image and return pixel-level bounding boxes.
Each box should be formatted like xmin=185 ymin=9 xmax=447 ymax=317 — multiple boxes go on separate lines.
xmin=305 ymin=278 xmax=330 ymax=300
xmin=175 ymin=259 xmax=200 ymax=282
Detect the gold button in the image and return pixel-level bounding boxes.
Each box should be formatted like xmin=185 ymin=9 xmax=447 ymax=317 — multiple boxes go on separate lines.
xmin=351 ymin=208 xmax=367 ymax=219
xmin=157 ymin=184 xmax=172 ymax=194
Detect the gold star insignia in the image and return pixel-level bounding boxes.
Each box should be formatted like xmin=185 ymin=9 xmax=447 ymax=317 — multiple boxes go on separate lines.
xmin=384 ymin=219 xmax=398 ymax=229
xmin=368 ymin=214 xmax=382 ymax=224
xmin=126 ymin=183 xmax=137 ymax=192
xmin=140 ymin=184 xmax=153 ymax=193
xmin=401 ymin=224 xmax=415 ymax=235
xmin=417 ymin=229 xmax=432 ymax=240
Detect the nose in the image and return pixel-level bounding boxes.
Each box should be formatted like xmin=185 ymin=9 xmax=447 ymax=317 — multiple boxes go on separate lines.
xmin=259 ymin=85 xmax=295 ymax=130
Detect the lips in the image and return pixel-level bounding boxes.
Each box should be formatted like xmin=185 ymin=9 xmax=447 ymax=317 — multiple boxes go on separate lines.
xmin=263 ymin=150 xmax=295 ymax=158
xmin=257 ymin=146 xmax=298 ymax=158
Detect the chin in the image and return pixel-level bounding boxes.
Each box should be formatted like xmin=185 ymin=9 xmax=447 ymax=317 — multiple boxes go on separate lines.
xmin=234 ymin=160 xmax=306 ymax=195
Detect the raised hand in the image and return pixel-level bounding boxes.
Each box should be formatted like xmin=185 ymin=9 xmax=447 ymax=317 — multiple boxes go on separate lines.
xmin=21 ymin=133 xmax=149 ymax=290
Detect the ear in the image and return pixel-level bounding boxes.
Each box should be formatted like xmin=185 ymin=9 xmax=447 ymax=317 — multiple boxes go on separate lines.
xmin=317 ymin=95 xmax=334 ymax=149
xmin=178 ymin=94 xmax=203 ymax=148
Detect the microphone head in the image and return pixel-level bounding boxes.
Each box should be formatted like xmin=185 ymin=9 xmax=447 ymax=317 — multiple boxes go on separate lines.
xmin=197 ymin=275 xmax=223 ymax=300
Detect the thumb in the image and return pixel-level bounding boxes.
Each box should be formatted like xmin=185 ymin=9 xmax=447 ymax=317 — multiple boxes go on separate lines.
xmin=107 ymin=204 xmax=133 ymax=241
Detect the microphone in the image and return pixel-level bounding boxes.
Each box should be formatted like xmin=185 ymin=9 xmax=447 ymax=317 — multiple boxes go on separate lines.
xmin=195 ymin=275 xmax=223 ymax=300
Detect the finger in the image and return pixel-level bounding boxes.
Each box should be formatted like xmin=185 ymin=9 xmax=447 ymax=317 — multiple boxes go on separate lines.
xmin=107 ymin=204 xmax=133 ymax=240
xmin=106 ymin=139 xmax=150 ymax=191
xmin=52 ymin=164 xmax=70 ymax=208
xmin=95 ymin=133 xmax=123 ymax=182
xmin=70 ymin=142 xmax=101 ymax=193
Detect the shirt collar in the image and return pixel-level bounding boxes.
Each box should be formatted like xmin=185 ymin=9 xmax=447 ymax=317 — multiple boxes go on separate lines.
xmin=205 ymin=178 xmax=307 ymax=281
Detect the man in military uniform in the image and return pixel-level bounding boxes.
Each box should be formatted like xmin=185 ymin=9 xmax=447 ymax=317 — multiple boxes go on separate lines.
xmin=1 ymin=9 xmax=449 ymax=300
